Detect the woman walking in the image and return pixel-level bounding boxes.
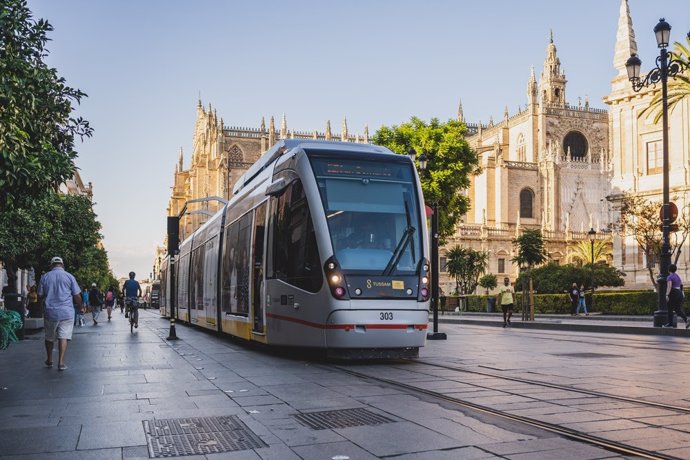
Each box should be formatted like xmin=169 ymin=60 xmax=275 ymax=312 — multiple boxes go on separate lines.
xmin=105 ymin=287 xmax=115 ymax=320
xmin=664 ymin=264 xmax=688 ymax=328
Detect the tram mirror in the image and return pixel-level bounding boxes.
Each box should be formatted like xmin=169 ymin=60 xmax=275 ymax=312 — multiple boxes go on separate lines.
xmin=265 ymin=178 xmax=288 ymax=197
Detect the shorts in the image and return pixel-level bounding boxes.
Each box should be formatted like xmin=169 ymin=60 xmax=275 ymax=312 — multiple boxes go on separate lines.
xmin=501 ymin=303 xmax=514 ymax=313
xmin=45 ymin=319 xmax=74 ymax=342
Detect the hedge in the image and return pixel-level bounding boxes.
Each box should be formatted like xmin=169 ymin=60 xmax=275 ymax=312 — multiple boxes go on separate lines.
xmin=441 ymin=290 xmax=678 ymax=316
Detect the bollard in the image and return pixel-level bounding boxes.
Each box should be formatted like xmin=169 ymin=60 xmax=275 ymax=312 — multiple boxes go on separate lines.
xmin=166 ymin=317 xmax=179 ymax=340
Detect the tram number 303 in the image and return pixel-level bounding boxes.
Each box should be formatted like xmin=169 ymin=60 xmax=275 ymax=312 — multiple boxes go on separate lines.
xmin=380 ymin=312 xmax=394 ymax=320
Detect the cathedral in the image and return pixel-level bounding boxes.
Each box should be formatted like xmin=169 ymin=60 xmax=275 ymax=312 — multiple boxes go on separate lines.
xmin=163 ymin=0 xmax=690 ymax=291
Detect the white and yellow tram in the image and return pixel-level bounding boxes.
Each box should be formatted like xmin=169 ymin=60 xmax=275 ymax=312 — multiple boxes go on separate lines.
xmin=160 ymin=140 xmax=430 ymax=358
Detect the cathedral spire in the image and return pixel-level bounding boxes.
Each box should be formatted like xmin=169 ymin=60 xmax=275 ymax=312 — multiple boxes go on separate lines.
xmin=364 ymin=125 xmax=369 ymax=143
xmin=280 ymin=113 xmax=287 ymax=139
xmin=260 ymin=117 xmax=266 ymax=133
xmin=177 ymin=148 xmax=184 ymax=173
xmin=341 ymin=117 xmax=348 ymax=141
xmin=527 ymin=65 xmax=538 ymax=106
xmin=457 ymin=99 xmax=465 ymax=122
xmin=269 ymin=116 xmax=276 ymax=146
xmin=613 ymin=0 xmax=637 ymax=78
xmin=539 ymin=31 xmax=567 ymax=107
xmin=325 ymin=120 xmax=332 ymax=140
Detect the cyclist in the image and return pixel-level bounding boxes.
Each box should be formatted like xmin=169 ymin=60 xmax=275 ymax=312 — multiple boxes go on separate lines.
xmin=122 ymin=272 xmax=142 ymax=328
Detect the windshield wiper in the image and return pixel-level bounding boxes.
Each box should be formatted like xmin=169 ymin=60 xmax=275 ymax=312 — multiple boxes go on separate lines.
xmin=382 ymin=200 xmax=415 ymax=276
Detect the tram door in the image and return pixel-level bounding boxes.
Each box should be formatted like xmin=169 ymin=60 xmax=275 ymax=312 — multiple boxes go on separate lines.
xmin=252 ymin=202 xmax=267 ymax=334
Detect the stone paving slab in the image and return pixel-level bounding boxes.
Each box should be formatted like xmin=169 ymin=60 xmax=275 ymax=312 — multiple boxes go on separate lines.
xmin=2 ymin=310 xmax=687 ymax=459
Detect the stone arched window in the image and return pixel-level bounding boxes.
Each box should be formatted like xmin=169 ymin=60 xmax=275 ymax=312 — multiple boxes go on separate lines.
xmin=519 ymin=188 xmax=534 ymax=219
xmin=227 ymin=145 xmax=243 ymax=163
xmin=563 ymin=131 xmax=588 ymax=159
xmin=517 ymin=134 xmax=526 ymax=162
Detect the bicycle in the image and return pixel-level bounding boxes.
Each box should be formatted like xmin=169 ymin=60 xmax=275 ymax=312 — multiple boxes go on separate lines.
xmin=126 ymin=297 xmax=139 ymax=333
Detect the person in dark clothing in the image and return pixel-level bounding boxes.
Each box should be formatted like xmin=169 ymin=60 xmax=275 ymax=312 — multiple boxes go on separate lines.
xmin=664 ymin=264 xmax=688 ymax=328
xmin=89 ymin=283 xmax=102 ymax=325
xmin=569 ymin=283 xmax=579 ymax=316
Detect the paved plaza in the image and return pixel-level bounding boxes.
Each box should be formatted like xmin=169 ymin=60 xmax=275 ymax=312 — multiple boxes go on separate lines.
xmin=1 ymin=310 xmax=689 ymax=459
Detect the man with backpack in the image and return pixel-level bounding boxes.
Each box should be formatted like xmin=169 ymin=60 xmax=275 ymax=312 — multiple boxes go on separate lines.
xmin=104 ymin=287 xmax=115 ymax=320
xmin=89 ymin=283 xmax=103 ymax=325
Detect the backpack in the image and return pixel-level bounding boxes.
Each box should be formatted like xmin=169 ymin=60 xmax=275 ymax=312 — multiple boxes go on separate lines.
xmin=106 ymin=291 xmax=113 ymax=302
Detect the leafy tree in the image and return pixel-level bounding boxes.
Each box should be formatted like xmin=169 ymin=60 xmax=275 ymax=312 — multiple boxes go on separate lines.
xmin=516 ymin=261 xmax=625 ymax=294
xmin=445 ymin=246 xmax=487 ymax=295
xmin=0 ymin=0 xmax=92 ymax=210
xmin=512 ymin=229 xmax=548 ymax=320
xmin=373 ymin=117 xmax=479 ymax=242
xmin=617 ymin=193 xmax=690 ymax=288
xmin=0 ymin=192 xmax=116 ymax=291
xmin=478 ymin=273 xmax=498 ymax=294
xmin=638 ymin=34 xmax=690 ymax=123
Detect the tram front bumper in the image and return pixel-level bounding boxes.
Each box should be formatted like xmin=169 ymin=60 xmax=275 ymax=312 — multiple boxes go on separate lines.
xmin=324 ymin=309 xmax=428 ymax=349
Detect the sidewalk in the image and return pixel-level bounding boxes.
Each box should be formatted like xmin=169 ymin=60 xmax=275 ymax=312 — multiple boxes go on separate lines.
xmin=434 ymin=311 xmax=690 ymax=336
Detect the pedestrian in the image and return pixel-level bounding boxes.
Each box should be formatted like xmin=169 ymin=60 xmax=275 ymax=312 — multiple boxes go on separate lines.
xmin=497 ymin=277 xmax=515 ymax=328
xmin=569 ymin=283 xmax=579 ymax=316
xmin=105 ymin=287 xmax=115 ymax=320
xmin=25 ymin=285 xmax=42 ymax=318
xmin=89 ymin=283 xmax=102 ymax=325
xmin=664 ymin=264 xmax=688 ymax=328
xmin=38 ymin=256 xmax=82 ymax=371
xmin=577 ymin=284 xmax=589 ymax=316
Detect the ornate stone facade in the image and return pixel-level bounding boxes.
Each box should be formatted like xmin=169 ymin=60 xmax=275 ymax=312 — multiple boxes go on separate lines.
xmin=167 ymin=101 xmax=369 ymax=240
xmin=604 ymin=0 xmax=690 ymax=286
xmin=443 ymin=34 xmax=612 ymax=293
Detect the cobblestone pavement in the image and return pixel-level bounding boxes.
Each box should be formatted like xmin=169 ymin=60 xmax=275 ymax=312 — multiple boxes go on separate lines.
xmin=0 ymin=309 xmax=687 ymax=459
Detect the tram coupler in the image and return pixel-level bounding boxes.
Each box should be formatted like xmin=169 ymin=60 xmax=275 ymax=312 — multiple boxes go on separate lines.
xmin=166 ymin=318 xmax=179 ymax=340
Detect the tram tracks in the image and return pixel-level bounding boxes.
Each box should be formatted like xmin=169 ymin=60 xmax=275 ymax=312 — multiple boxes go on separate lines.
xmin=332 ymin=361 xmax=687 ymax=460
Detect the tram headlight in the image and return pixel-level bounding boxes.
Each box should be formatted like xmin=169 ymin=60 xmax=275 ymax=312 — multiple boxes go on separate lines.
xmin=420 ymin=287 xmax=429 ymax=298
xmin=324 ymin=256 xmax=350 ymax=300
xmin=422 ymin=276 xmax=429 ymax=285
xmin=418 ymin=258 xmax=431 ymax=302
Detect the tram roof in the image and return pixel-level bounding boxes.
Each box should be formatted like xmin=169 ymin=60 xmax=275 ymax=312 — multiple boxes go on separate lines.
xmin=233 ymin=140 xmax=397 ymax=195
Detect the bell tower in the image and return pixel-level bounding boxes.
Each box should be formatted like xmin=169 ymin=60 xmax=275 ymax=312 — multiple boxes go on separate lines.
xmin=539 ymin=30 xmax=567 ymax=107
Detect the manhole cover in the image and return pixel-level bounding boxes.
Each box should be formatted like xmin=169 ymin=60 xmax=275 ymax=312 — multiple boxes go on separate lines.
xmin=143 ymin=415 xmax=266 ymax=457
xmin=293 ymin=408 xmax=395 ymax=430
xmin=551 ymin=352 xmax=624 ymax=359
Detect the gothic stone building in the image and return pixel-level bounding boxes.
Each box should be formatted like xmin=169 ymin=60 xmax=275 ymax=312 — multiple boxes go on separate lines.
xmin=443 ymin=34 xmax=612 ymax=294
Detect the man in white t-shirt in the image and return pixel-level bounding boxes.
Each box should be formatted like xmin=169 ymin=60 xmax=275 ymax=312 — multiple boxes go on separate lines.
xmin=496 ymin=277 xmax=515 ymax=328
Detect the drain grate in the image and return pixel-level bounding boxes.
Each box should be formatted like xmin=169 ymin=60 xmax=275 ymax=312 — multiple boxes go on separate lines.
xmin=551 ymin=352 xmax=624 ymax=359
xmin=143 ymin=415 xmax=266 ymax=458
xmin=293 ymin=407 xmax=395 ymax=430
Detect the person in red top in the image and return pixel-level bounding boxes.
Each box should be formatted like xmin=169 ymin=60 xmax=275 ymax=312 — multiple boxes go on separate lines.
xmin=664 ymin=264 xmax=688 ymax=328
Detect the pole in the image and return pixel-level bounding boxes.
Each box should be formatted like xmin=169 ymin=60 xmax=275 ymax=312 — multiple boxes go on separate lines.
xmin=656 ymin=46 xmax=672 ymax=327
xmin=427 ymin=202 xmax=446 ymax=340
xmin=590 ymin=239 xmax=595 ymax=311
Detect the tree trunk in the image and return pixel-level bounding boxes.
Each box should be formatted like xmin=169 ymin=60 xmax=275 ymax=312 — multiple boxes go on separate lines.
xmin=647 ymin=267 xmax=657 ymax=289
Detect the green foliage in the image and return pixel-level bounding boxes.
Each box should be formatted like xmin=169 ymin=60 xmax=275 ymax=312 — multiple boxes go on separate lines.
xmin=638 ymin=34 xmax=690 ymax=124
xmin=478 ymin=273 xmax=497 ymax=292
xmin=512 ymin=229 xmax=547 ymax=268
xmin=461 ymin=290 xmax=658 ymax=315
xmin=373 ymin=117 xmax=479 ymax=242
xmin=0 ymin=309 xmax=22 ymax=350
xmin=0 ymin=0 xmax=92 ymax=210
xmin=0 ymin=192 xmax=117 ymax=289
xmin=445 ymin=246 xmax=487 ymax=294
xmin=514 ymin=261 xmax=625 ymax=294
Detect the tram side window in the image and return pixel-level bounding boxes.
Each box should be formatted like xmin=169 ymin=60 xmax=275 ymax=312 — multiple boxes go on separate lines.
xmin=221 ymin=223 xmax=239 ymax=314
xmin=269 ymin=180 xmax=323 ymax=292
xmin=191 ymin=245 xmax=205 ymax=310
xmin=220 ymin=213 xmax=252 ymax=315
xmin=203 ymin=237 xmax=218 ymax=310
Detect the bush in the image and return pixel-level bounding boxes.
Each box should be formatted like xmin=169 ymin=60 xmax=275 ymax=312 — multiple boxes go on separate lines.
xmin=451 ymin=289 xmax=663 ymax=315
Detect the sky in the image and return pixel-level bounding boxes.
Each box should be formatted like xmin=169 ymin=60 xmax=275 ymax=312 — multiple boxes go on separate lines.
xmin=25 ymin=0 xmax=689 ymax=280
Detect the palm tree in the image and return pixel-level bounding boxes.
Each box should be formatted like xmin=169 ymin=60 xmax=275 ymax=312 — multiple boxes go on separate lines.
xmin=512 ymin=229 xmax=548 ymax=321
xmin=638 ymin=35 xmax=690 ymax=123
xmin=571 ymin=239 xmax=610 ymax=266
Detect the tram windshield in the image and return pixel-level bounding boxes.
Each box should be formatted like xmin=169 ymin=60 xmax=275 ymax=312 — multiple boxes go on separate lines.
xmin=309 ymin=154 xmax=422 ymax=274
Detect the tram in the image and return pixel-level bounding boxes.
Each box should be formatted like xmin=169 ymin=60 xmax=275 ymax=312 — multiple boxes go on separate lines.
xmin=160 ymin=139 xmax=430 ymax=358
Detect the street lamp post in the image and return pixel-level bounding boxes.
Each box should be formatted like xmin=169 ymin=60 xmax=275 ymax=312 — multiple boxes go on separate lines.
xmin=410 ymin=149 xmax=446 ymax=340
xmin=588 ymin=228 xmax=596 ymax=311
xmin=626 ymin=19 xmax=690 ymax=327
